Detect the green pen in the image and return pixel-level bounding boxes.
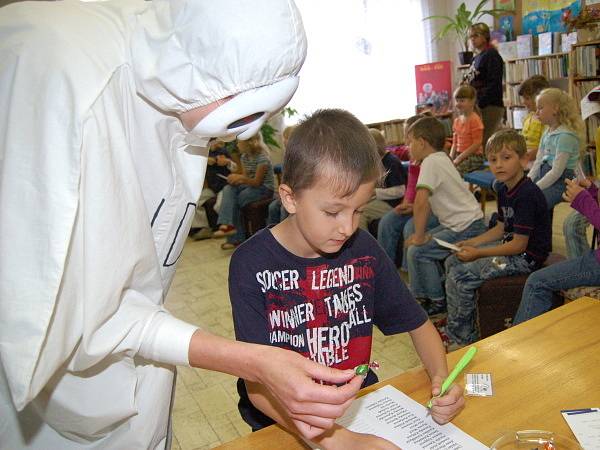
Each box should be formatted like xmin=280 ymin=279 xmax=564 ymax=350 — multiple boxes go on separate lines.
xmin=427 ymin=346 xmax=477 ymax=409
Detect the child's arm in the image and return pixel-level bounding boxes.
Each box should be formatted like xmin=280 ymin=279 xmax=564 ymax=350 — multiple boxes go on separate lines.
xmin=449 ymin=132 xmax=457 ymax=160
xmin=246 ymin=381 xmax=400 ymax=449
xmin=404 ymin=187 xmax=430 ymax=246
xmin=457 ymin=221 xmax=504 ymax=248
xmin=527 ymin=146 xmax=544 ymax=180
xmin=237 ymin=163 xmax=268 ymax=187
xmin=566 ymin=178 xmax=600 ymax=229
xmin=457 ymin=233 xmax=529 ymax=262
xmin=535 ymin=151 xmax=569 ymax=190
xmin=409 ymin=321 xmax=465 ymax=424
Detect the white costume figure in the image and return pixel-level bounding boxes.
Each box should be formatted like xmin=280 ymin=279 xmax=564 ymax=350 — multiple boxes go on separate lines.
xmin=0 ymin=0 xmax=306 ymax=448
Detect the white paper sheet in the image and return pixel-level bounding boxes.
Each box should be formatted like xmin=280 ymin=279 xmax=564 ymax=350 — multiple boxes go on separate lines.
xmin=433 ymin=238 xmax=461 ymax=252
xmin=562 ymin=408 xmax=600 ymax=450
xmin=307 ymin=385 xmax=486 ymax=449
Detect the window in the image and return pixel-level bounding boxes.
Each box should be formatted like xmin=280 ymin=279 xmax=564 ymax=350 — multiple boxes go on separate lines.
xmin=288 ymin=0 xmax=428 ymax=124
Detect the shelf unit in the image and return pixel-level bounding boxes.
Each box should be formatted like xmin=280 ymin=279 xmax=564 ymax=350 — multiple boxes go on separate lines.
xmin=569 ymin=39 xmax=600 ymax=176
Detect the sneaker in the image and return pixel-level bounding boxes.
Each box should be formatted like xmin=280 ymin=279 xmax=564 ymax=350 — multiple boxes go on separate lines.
xmin=191 ymin=227 xmax=213 ymax=240
xmin=423 ymin=301 xmax=446 ymax=317
xmin=213 ymin=225 xmax=236 ymax=238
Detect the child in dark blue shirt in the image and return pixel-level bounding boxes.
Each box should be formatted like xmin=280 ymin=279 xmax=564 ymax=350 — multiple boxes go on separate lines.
xmin=444 ymin=129 xmax=551 ymax=348
xmin=229 ymin=109 xmax=464 ymax=448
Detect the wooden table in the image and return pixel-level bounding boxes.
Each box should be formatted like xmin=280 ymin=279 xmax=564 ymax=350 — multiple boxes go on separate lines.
xmin=218 ymin=298 xmax=600 ymax=449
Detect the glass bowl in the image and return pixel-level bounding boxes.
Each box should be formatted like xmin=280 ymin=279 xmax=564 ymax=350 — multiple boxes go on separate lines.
xmin=490 ymin=430 xmax=582 ymax=450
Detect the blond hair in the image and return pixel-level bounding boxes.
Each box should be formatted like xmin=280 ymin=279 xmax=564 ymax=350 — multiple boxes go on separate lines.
xmin=368 ymin=128 xmax=387 ymax=156
xmin=537 ymin=88 xmax=585 ymax=156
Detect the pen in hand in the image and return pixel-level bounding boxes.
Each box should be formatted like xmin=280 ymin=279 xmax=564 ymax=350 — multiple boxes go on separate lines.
xmin=427 ymin=346 xmax=477 ymax=409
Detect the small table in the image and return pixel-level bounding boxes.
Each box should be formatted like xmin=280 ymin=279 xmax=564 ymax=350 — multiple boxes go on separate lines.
xmin=217 ymin=298 xmax=600 ymax=449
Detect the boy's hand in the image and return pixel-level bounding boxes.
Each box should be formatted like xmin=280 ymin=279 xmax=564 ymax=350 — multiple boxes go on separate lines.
xmin=563 ymin=178 xmax=586 ymax=203
xmin=216 ymin=154 xmax=229 ymax=166
xmin=207 ymin=156 xmax=216 ymax=166
xmin=395 ymin=203 xmax=413 ymax=215
xmin=257 ymin=348 xmax=363 ymax=438
xmin=227 ymin=173 xmax=243 ymax=185
xmin=456 ymin=245 xmax=479 ymax=262
xmin=405 ymin=233 xmax=430 ymax=247
xmin=314 ymin=428 xmax=401 ymax=450
xmin=429 ymin=376 xmax=465 ymax=425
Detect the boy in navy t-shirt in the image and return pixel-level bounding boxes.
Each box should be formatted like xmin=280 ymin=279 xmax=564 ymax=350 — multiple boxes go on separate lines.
xmin=444 ymin=129 xmax=551 ymax=349
xmin=229 ymin=109 xmax=464 ymax=448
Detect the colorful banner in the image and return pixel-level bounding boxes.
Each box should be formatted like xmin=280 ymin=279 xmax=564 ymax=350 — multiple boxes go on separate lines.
xmin=522 ymin=0 xmax=581 ymax=35
xmin=414 ymin=61 xmax=452 ymax=116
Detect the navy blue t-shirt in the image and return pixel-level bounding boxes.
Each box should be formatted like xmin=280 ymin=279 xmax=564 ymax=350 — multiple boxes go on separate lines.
xmin=229 ymin=228 xmax=427 ymax=430
xmin=496 ymin=176 xmax=551 ymax=265
xmin=381 ymin=152 xmax=407 ymax=207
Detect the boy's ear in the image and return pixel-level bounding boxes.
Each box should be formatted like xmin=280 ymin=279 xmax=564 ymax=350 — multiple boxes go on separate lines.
xmin=279 ymin=183 xmax=297 ymax=214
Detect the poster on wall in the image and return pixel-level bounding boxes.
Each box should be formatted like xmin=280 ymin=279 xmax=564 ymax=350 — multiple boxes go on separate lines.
xmin=522 ymin=0 xmax=581 ymax=35
xmin=495 ymin=0 xmax=516 ymax=11
xmin=414 ymin=61 xmax=451 ymax=115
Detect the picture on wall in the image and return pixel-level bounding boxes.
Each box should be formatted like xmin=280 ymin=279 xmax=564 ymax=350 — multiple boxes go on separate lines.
xmin=495 ymin=0 xmax=516 ymax=11
xmin=414 ymin=61 xmax=451 ymax=115
xmin=522 ymin=0 xmax=582 ymax=35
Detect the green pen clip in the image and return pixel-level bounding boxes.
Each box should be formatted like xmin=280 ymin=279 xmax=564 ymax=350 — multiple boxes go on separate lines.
xmin=427 ymin=346 xmax=477 ymax=409
xmin=355 ymin=361 xmax=380 ymax=377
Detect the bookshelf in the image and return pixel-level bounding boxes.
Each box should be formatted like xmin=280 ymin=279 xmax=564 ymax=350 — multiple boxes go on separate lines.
xmin=569 ymin=39 xmax=600 ymax=176
xmin=366 ymin=119 xmax=405 ymax=145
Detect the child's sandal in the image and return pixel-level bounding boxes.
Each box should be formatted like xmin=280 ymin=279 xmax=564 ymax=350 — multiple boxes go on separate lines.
xmin=220 ymin=242 xmax=239 ymax=250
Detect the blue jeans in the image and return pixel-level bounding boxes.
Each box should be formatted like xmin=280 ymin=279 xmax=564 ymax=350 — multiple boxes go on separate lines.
xmin=564 ymin=210 xmax=590 ymax=259
xmin=407 ymin=219 xmax=487 ymax=302
xmin=445 ymin=247 xmax=537 ymax=345
xmin=218 ymin=184 xmax=272 ymax=244
xmin=531 ymin=162 xmax=574 ymax=210
xmin=377 ymin=211 xmax=438 ymax=266
xmin=513 ymin=250 xmax=600 ymax=325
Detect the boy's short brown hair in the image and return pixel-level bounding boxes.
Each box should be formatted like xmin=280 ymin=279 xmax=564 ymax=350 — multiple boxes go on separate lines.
xmin=406 ymin=117 xmax=446 ymax=151
xmin=518 ymin=75 xmax=550 ymax=98
xmin=485 ymin=129 xmax=527 ymax=158
xmin=282 ymin=109 xmax=384 ymax=196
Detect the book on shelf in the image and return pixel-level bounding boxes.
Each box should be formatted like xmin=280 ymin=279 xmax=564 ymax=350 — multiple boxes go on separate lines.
xmin=561 ymin=31 xmax=577 ymax=53
xmin=537 ymin=32 xmax=561 ymax=56
xmin=574 ymin=45 xmax=600 ymax=77
xmin=517 ymin=34 xmax=533 ymax=58
xmin=504 ymin=54 xmax=569 ymax=85
xmin=497 ymin=41 xmax=518 ymax=61
xmin=509 ymin=107 xmax=528 ymax=130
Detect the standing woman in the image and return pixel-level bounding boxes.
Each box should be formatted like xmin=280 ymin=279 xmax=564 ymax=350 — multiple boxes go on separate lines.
xmin=463 ymin=22 xmax=505 ymax=147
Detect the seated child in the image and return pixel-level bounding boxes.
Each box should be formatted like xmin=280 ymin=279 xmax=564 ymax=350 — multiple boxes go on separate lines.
xmin=215 ymin=132 xmax=275 ymax=249
xmin=267 ymin=125 xmax=296 ymax=226
xmin=518 ymin=75 xmax=549 ymax=166
xmin=358 ymin=128 xmax=406 ymax=230
xmin=404 ymin=117 xmax=487 ymax=316
xmin=190 ymin=139 xmax=238 ymax=240
xmin=444 ymin=130 xmax=551 ymax=347
xmin=513 ymin=177 xmax=600 ymax=325
xmin=528 ymin=88 xmax=584 ymax=210
xmin=450 ymin=85 xmax=485 ymax=175
xmin=377 ymin=114 xmax=438 ymax=267
xmin=229 ymin=109 xmax=464 ymax=447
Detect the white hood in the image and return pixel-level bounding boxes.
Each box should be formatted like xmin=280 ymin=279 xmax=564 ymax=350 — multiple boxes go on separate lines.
xmin=132 ymin=0 xmax=307 ymax=113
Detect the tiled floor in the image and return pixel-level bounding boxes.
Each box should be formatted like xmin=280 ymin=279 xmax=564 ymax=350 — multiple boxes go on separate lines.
xmin=166 ymin=201 xmax=574 ymax=450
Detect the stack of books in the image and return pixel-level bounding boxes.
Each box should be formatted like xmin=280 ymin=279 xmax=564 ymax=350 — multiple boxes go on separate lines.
xmin=505 ymin=54 xmax=569 ymax=84
xmin=574 ymin=45 xmax=600 ymax=77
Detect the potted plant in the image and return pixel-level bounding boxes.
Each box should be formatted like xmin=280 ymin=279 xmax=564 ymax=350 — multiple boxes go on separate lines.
xmin=423 ymin=0 xmax=508 ymax=65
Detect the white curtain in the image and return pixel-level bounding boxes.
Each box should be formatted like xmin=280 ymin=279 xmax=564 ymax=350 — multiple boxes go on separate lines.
xmin=288 ymin=0 xmax=433 ymax=124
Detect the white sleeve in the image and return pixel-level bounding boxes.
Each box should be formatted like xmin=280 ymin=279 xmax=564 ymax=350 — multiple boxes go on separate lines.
xmin=138 ymin=312 xmax=198 ymax=366
xmin=375 ymin=185 xmax=405 ymax=200
xmin=536 ymin=152 xmax=569 ymax=190
xmin=416 ymin=154 xmax=441 ymax=191
xmin=528 ymin=146 xmax=544 ymax=181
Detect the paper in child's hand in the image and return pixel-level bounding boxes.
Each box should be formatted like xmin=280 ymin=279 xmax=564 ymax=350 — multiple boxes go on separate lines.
xmin=433 ymin=238 xmax=461 ymax=252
